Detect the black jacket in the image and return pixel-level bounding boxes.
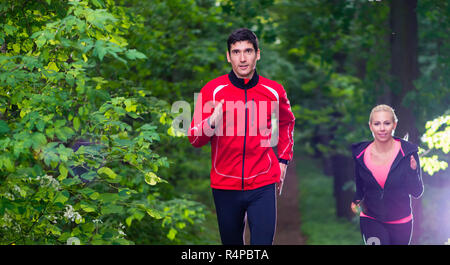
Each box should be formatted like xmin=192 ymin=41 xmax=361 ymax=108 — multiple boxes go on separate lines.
xmin=352 ymin=137 xmax=424 ymax=222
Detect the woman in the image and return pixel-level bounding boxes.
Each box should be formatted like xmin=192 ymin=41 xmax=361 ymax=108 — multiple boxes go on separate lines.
xmin=350 ymin=104 xmax=424 ymax=245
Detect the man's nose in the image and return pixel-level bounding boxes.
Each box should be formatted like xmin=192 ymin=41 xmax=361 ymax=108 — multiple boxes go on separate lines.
xmin=239 ymin=52 xmax=246 ymax=62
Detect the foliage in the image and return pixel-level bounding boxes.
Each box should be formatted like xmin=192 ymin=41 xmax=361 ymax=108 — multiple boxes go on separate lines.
xmin=418 ymin=113 xmax=450 ymax=245
xmin=420 ymin=114 xmax=450 ymax=176
xmin=264 ymin=0 xmax=392 ymax=157
xmin=0 ymin=0 xmax=205 ymax=244
xmin=412 ymin=0 xmax=450 ymax=129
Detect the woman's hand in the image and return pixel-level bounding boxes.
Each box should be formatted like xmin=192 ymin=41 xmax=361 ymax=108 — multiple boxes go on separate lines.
xmin=410 ymin=155 xmax=417 ymax=170
xmin=351 ymin=201 xmax=360 ymax=215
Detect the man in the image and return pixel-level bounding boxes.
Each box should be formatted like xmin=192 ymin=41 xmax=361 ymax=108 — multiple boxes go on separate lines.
xmin=188 ymin=28 xmax=295 ymax=245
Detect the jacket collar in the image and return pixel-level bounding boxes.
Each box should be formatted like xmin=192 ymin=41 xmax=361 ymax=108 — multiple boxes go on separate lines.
xmin=228 ymin=69 xmax=259 ymax=90
xmin=351 ymin=136 xmax=418 ymax=159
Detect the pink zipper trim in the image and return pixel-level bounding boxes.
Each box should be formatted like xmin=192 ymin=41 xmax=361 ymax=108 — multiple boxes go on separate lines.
xmin=356 ymin=147 xmax=368 ymax=159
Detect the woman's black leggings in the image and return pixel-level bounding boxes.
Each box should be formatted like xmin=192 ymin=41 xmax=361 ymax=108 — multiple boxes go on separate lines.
xmin=212 ymin=183 xmax=277 ymax=245
xmin=360 ymin=217 xmax=413 ymax=245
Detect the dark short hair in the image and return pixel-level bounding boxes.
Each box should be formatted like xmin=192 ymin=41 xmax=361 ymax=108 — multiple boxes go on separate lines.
xmin=227 ymin=28 xmax=259 ymax=53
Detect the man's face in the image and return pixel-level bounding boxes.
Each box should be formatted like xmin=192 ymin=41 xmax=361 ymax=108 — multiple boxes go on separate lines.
xmin=227 ymin=41 xmax=260 ymax=79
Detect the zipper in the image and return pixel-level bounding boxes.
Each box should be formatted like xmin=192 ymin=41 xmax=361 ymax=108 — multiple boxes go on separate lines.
xmin=241 ymin=88 xmax=248 ymax=190
xmin=359 ymin=147 xmax=413 ymax=200
xmin=383 ymin=149 xmax=413 ymax=190
xmin=357 ymin=151 xmax=385 ymax=199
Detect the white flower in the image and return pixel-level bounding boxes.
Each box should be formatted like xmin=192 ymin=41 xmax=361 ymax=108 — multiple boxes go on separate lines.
xmin=40 ymin=175 xmax=60 ymax=190
xmin=47 ymin=215 xmax=59 ymax=224
xmin=64 ymin=205 xmax=82 ymax=223
xmin=117 ymin=222 xmax=126 ymax=237
xmin=4 ymin=192 xmax=15 ymax=200
xmin=2 ymin=213 xmax=12 ymax=228
xmin=13 ymin=185 xmax=22 ymax=193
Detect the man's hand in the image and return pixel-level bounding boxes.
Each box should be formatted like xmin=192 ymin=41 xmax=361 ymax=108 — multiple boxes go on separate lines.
xmin=277 ymin=163 xmax=287 ymax=196
xmin=207 ymin=99 xmax=224 ymax=128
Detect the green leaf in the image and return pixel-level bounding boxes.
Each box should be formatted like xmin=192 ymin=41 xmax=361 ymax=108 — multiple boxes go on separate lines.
xmin=1 ymin=155 xmax=14 ymax=172
xmin=61 ymin=177 xmax=82 ymax=186
xmin=125 ymin=49 xmax=147 ymax=60
xmin=80 ymin=202 xmax=96 ymax=213
xmin=101 ymin=204 xmax=124 ymax=215
xmin=31 ymin=132 xmax=47 ymax=150
xmin=73 ymin=117 xmax=80 ymax=131
xmin=99 ymin=193 xmax=119 ymax=203
xmin=146 ymin=208 xmax=163 ymax=219
xmin=79 ymin=187 xmax=100 ymax=200
xmin=144 ymin=172 xmax=159 ymax=185
xmin=4 ymin=24 xmax=17 ymax=36
xmin=54 ymin=190 xmax=70 ymax=204
xmin=167 ymin=228 xmax=177 ymax=241
xmin=36 ymin=120 xmax=45 ymax=132
xmin=94 ymin=40 xmax=107 ymax=61
xmin=80 ymin=171 xmax=97 ymax=181
xmin=176 ymin=222 xmax=186 ymax=229
xmin=59 ymin=164 xmax=68 ymax=179
xmin=89 ymin=192 xmax=100 ymax=200
xmin=98 ymin=167 xmax=117 ymax=179
xmin=81 ymin=223 xmax=95 ymax=233
xmin=0 ymin=120 xmax=10 ymax=134
xmin=124 ymin=99 xmax=137 ymax=112
xmin=91 ymin=0 xmax=103 ymax=8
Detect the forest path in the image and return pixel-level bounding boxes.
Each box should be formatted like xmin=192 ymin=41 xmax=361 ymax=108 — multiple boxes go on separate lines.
xmin=273 ymin=158 xmax=306 ymax=244
xmin=244 ymin=158 xmax=307 ymax=244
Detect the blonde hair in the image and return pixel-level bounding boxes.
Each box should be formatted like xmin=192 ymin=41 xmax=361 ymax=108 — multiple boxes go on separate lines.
xmin=368 ymin=104 xmax=398 ymax=125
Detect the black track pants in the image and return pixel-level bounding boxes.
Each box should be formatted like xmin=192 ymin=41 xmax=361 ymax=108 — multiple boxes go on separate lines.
xmin=360 ymin=217 xmax=413 ymax=245
xmin=212 ymin=183 xmax=277 ymax=245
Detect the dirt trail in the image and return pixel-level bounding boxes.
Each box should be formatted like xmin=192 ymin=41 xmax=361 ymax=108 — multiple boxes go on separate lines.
xmin=273 ymin=159 xmax=306 ymax=244
xmin=244 ymin=159 xmax=306 ymax=244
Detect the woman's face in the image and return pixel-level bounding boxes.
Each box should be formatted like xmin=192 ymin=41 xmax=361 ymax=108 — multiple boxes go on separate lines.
xmin=369 ymin=111 xmax=397 ymax=142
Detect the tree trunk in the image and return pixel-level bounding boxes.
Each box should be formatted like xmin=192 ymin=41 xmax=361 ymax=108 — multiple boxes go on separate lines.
xmin=388 ymin=0 xmax=422 ymax=244
xmin=331 ymin=154 xmax=354 ymax=220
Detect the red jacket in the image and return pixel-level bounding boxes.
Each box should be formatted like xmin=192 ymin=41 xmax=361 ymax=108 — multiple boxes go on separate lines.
xmin=188 ymin=70 xmax=295 ymax=190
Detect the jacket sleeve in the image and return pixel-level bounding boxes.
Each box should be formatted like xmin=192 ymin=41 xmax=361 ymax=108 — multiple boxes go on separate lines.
xmin=353 ymin=156 xmax=364 ymax=203
xmin=277 ymin=86 xmax=295 ymax=162
xmin=187 ymin=87 xmax=215 ymax=148
xmin=408 ymin=152 xmax=424 ymax=199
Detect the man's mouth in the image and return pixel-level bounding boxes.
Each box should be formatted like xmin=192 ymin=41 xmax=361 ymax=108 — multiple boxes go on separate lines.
xmin=239 ymin=65 xmax=249 ymax=70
